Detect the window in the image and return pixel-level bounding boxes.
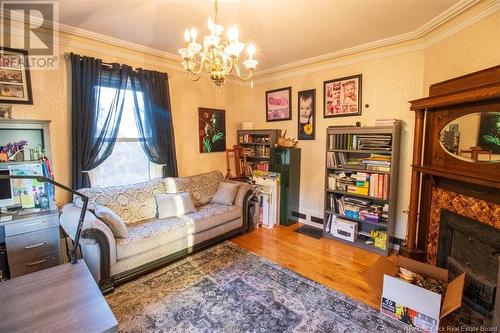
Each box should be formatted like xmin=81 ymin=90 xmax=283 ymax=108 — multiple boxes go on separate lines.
xmin=89 ymin=87 xmax=162 ymax=187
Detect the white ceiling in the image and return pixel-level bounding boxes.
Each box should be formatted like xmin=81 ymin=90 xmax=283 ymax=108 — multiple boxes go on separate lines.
xmin=58 ymin=0 xmax=461 ymax=70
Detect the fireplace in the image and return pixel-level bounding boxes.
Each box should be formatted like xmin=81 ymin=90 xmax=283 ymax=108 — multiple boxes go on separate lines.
xmin=437 ymin=210 xmax=500 ymax=318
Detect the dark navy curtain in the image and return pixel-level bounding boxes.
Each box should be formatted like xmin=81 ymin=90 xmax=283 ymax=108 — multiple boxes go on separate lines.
xmin=130 ymin=69 xmax=178 ymax=177
xmin=70 ymin=53 xmax=130 ymax=189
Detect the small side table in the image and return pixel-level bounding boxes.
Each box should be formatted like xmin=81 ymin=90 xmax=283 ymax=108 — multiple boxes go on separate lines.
xmin=0 ymin=260 xmax=117 ymax=333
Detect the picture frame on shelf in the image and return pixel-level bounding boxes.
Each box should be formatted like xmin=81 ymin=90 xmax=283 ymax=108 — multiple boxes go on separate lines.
xmin=266 ymin=86 xmax=291 ymax=122
xmin=323 ymin=74 xmax=362 ymax=118
xmin=198 ymin=107 xmax=226 ymax=153
xmin=0 ymin=104 xmax=12 ymax=119
xmin=0 ymin=47 xmax=33 ymax=105
xmin=297 ymin=89 xmax=315 ymax=140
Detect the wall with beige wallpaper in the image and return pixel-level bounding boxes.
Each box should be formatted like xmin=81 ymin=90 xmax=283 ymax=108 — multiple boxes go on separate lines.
xmin=232 ymin=4 xmax=500 ymax=239
xmin=423 ymin=7 xmax=500 ymax=89
xmin=237 ymin=52 xmax=425 ymax=238
xmin=3 ymin=2 xmax=499 ymax=240
xmin=7 ymin=29 xmax=246 ymax=203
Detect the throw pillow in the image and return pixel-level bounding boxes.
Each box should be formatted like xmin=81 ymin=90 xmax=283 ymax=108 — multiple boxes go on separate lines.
xmin=93 ymin=204 xmax=128 ymax=238
xmin=211 ymin=182 xmax=240 ymax=206
xmin=155 ymin=192 xmax=196 ymax=218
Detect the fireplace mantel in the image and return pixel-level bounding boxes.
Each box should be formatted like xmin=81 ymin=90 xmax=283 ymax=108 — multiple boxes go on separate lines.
xmin=402 ymin=66 xmax=500 ymax=260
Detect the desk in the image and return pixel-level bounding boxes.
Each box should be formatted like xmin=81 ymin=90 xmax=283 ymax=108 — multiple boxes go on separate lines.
xmin=0 ymin=260 xmax=117 ymax=333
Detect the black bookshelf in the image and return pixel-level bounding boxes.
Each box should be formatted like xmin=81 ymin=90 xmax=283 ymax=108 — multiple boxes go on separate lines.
xmin=236 ymin=129 xmax=281 ymax=173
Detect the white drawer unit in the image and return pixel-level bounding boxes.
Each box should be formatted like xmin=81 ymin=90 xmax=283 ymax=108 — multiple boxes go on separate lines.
xmin=1 ymin=211 xmax=61 ymax=278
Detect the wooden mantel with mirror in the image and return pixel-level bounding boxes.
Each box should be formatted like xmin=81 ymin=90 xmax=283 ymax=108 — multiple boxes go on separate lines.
xmin=402 ymin=65 xmax=500 ymax=261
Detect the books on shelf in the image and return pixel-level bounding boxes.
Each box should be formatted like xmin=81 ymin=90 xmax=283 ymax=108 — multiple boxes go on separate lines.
xmin=326 ymin=193 xmax=387 ymax=225
xmin=244 ymin=161 xmax=269 ymax=174
xmin=242 ymin=146 xmax=270 ymax=158
xmin=327 ymin=152 xmax=391 ymax=171
xmin=238 ymin=134 xmax=271 ymax=144
xmin=327 ymin=171 xmax=389 ymax=200
xmin=328 ymin=133 xmax=392 ymax=151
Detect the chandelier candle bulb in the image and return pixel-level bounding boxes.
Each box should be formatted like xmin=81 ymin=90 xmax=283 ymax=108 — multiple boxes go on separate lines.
xmin=190 ymin=28 xmax=197 ymax=42
xmin=184 ymin=29 xmax=190 ymax=42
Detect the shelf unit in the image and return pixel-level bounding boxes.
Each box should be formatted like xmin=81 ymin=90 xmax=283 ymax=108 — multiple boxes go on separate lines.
xmin=237 ymin=129 xmax=281 ymax=172
xmin=323 ymin=124 xmax=401 ymax=256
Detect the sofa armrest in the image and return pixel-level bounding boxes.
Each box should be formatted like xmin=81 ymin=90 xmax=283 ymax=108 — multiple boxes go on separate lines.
xmin=60 ymin=203 xmax=116 ymax=282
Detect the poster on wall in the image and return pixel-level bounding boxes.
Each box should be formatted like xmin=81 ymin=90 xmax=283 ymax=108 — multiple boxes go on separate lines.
xmin=198 ymin=107 xmax=226 ymax=153
xmin=478 ymin=112 xmax=500 ymax=154
xmin=0 ymin=47 xmax=33 ymax=104
xmin=266 ymin=87 xmax=291 ymax=122
xmin=323 ymin=74 xmax=362 ymax=118
xmin=297 ymin=89 xmax=315 ymax=140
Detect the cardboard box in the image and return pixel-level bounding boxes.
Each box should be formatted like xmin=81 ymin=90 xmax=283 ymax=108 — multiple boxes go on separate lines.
xmin=364 ymin=256 xmax=465 ymax=333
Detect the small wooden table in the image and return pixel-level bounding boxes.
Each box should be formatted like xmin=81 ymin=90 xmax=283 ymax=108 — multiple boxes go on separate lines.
xmin=0 ymin=260 xmax=118 ymax=333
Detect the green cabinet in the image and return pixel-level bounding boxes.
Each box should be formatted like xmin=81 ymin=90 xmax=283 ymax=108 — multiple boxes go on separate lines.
xmin=270 ymin=147 xmax=301 ymax=226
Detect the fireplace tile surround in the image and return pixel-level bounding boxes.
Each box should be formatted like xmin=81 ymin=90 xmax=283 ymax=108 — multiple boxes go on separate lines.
xmin=427 ymin=186 xmax=500 ymax=265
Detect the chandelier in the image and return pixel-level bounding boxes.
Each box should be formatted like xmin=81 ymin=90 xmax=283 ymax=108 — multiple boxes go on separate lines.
xmin=178 ymin=0 xmax=258 ymax=86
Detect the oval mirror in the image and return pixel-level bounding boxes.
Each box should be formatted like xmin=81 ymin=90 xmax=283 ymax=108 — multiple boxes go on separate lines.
xmin=439 ymin=112 xmax=500 ymax=163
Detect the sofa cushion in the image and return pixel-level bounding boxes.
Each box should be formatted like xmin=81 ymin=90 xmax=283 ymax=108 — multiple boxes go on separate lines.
xmin=181 ymin=203 xmax=241 ymax=234
xmin=74 ymin=179 xmax=165 ymax=225
xmin=155 ymin=192 xmax=195 ymax=218
xmin=162 ymin=170 xmax=224 ymax=207
xmin=211 ymin=182 xmax=240 ymax=206
xmin=115 ymin=203 xmax=241 ymax=260
xmin=93 ymin=204 xmax=128 ymax=238
xmin=116 ymin=217 xmax=190 ymax=260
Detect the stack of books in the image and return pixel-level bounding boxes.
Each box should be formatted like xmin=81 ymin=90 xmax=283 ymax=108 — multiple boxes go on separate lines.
xmin=362 ymin=154 xmax=391 ymax=172
xmin=357 ymin=134 xmax=392 ymax=151
xmin=359 ymin=205 xmax=382 ymax=223
xmin=328 ymin=194 xmax=386 ymax=224
xmin=375 ymin=119 xmax=401 ymax=127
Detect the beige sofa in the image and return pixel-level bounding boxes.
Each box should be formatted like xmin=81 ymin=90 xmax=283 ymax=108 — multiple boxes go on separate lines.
xmin=60 ymin=170 xmax=252 ymax=292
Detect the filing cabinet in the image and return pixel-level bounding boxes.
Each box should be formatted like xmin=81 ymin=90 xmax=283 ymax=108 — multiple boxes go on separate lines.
xmin=2 ymin=211 xmax=61 ymax=278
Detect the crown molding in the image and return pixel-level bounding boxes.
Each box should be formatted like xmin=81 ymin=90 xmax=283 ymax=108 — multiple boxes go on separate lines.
xmin=1 ymin=0 xmax=495 ymax=88
xmin=422 ymin=0 xmax=500 ymax=48
xmin=252 ymin=0 xmax=482 ymax=78
xmin=251 ymin=0 xmax=499 ymax=85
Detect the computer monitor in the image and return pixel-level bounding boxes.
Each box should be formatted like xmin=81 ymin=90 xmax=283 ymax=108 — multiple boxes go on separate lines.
xmin=0 ymin=169 xmax=14 ymax=208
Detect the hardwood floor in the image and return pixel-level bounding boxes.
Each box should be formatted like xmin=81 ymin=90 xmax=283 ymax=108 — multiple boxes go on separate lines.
xmin=230 ymin=223 xmax=394 ymax=309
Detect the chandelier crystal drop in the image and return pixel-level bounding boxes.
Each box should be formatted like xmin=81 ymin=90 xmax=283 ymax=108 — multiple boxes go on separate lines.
xmin=178 ymin=0 xmax=258 ymax=86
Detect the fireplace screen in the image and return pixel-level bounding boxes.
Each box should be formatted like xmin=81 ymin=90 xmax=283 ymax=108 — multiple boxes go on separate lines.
xmin=438 ymin=210 xmax=500 ymax=318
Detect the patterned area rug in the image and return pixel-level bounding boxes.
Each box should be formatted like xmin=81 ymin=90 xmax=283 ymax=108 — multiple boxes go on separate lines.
xmin=106 ymin=242 xmax=407 ymax=332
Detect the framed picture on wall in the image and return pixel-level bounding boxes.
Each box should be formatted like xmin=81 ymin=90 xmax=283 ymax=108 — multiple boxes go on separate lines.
xmin=298 ymin=89 xmax=315 ymax=140
xmin=266 ymin=86 xmax=291 ymax=121
xmin=0 ymin=47 xmax=33 ymax=104
xmin=198 ymin=107 xmax=226 ymax=153
xmin=323 ymin=74 xmax=362 ymax=118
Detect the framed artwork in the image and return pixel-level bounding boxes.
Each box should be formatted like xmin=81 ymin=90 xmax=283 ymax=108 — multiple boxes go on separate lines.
xmin=323 ymin=74 xmax=362 ymax=118
xmin=0 ymin=47 xmax=33 ymax=104
xmin=478 ymin=112 xmax=500 ymax=154
xmin=297 ymin=89 xmax=315 ymax=140
xmin=266 ymin=86 xmax=291 ymax=122
xmin=198 ymin=107 xmax=226 ymax=153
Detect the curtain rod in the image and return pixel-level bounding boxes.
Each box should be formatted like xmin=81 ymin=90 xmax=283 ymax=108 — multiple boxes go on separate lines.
xmin=63 ymin=52 xmax=171 ymax=78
